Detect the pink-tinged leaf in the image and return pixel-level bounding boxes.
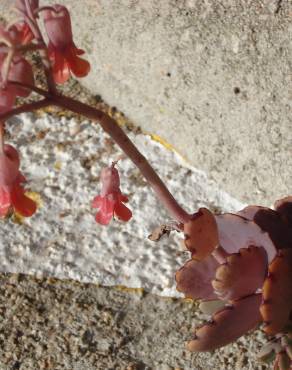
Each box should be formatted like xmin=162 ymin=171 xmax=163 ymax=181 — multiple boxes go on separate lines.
xmin=212 ymin=246 xmax=267 ymax=300
xmin=176 ymin=256 xmax=219 ymax=300
xmin=253 ymin=208 xmax=292 ymax=250
xmin=237 ymin=205 xmax=269 ymax=221
xmin=260 ymin=249 xmax=292 ymax=335
xmin=274 ymin=196 xmax=292 ymax=229
xmin=184 ymin=208 xmax=219 ymax=261
xmin=187 ymin=293 xmax=262 ymax=351
xmin=114 ymin=202 xmax=132 ymax=222
xmin=215 ymin=213 xmax=276 ymax=262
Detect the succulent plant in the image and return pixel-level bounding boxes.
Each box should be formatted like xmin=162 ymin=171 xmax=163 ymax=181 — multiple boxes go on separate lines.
xmin=176 ymin=196 xmax=292 ymax=369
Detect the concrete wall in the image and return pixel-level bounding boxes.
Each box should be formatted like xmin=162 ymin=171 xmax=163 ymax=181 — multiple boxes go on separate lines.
xmin=2 ymin=0 xmax=292 ymax=205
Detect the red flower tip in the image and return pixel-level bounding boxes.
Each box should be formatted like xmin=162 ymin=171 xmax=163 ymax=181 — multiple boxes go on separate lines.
xmin=43 ymin=5 xmax=90 ymax=84
xmin=0 ymin=145 xmax=36 ymax=218
xmin=15 ymin=23 xmax=35 ymax=45
xmin=92 ymin=164 xmax=132 ymax=226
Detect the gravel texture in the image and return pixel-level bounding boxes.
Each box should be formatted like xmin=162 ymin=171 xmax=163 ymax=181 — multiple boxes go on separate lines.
xmin=0 ymin=273 xmax=271 ymax=370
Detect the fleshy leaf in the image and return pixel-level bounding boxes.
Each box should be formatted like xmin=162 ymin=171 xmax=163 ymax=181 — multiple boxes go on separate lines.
xmin=187 ymin=294 xmax=262 ymax=351
xmin=253 ymin=208 xmax=292 ymax=250
xmin=184 ymin=208 xmax=218 ymax=261
xmin=237 ymin=205 xmax=269 ymax=221
xmin=215 ymin=213 xmax=276 ymax=262
xmin=212 ymin=246 xmax=267 ymax=300
xmin=274 ymin=196 xmax=292 ymax=229
xmin=260 ymin=249 xmax=292 ymax=335
xmin=238 ymin=203 xmax=292 ymax=250
xmin=176 ymin=256 xmax=219 ymax=300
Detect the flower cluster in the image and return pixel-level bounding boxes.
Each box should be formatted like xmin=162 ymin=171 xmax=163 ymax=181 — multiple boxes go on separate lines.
xmin=0 ymin=0 xmax=91 ymax=218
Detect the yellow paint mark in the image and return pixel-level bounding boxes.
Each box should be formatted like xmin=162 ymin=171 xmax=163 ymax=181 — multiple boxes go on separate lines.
xmin=115 ymin=285 xmax=145 ymax=294
xmin=150 ymin=134 xmax=177 ymax=151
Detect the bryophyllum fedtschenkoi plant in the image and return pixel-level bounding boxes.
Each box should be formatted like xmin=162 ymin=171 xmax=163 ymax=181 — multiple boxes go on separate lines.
xmin=0 ymin=1 xmax=291 ymax=369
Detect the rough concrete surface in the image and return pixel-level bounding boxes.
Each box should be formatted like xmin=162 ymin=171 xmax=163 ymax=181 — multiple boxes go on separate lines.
xmin=26 ymin=0 xmax=292 ymax=206
xmin=0 ymin=273 xmax=270 ymax=370
xmin=1 ymin=0 xmax=292 ymax=207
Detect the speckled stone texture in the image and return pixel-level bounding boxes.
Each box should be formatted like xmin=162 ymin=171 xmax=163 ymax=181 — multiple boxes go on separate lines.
xmin=0 ymin=273 xmax=270 ymax=370
xmin=2 ymin=0 xmax=288 ymax=206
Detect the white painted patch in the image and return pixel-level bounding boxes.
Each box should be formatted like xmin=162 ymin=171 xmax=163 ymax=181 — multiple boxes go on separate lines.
xmin=0 ymin=113 xmax=244 ymax=296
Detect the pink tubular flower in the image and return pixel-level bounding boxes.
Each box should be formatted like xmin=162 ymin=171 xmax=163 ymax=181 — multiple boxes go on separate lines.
xmin=0 ymin=23 xmax=33 ymax=49
xmin=0 ymin=25 xmax=34 ymax=113
xmin=14 ymin=0 xmax=40 ymax=43
xmin=0 ymin=55 xmax=34 ymax=113
xmin=14 ymin=22 xmax=35 ymax=45
xmin=43 ymin=5 xmax=90 ymax=84
xmin=0 ymin=144 xmax=36 ymax=217
xmin=15 ymin=0 xmax=39 ymax=44
xmin=92 ymin=164 xmax=132 ymax=226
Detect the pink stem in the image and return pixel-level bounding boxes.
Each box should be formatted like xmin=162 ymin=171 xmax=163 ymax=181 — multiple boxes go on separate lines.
xmin=0 ymin=43 xmax=46 ymax=54
xmin=0 ymin=99 xmax=51 ymax=121
xmin=24 ymin=0 xmax=35 ymax=20
xmin=7 ymin=81 xmax=51 ymax=98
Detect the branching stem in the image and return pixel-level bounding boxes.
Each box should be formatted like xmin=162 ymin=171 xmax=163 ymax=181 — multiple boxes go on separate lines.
xmin=1 ymin=81 xmax=191 ymax=223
